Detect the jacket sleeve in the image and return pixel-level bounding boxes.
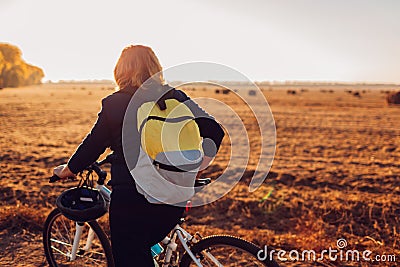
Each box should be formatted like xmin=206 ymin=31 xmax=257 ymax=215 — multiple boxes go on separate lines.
xmin=175 ymin=90 xmax=225 ymax=157
xmin=67 ymin=99 xmax=111 ymax=174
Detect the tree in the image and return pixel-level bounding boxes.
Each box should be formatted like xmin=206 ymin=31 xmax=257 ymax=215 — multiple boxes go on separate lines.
xmin=0 ymin=44 xmax=21 ymax=64
xmin=0 ymin=43 xmax=44 ymax=88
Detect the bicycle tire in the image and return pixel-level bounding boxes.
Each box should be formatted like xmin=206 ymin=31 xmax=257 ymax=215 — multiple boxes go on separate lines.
xmin=43 ymin=208 xmax=114 ymax=267
xmin=179 ymin=235 xmax=280 ymax=267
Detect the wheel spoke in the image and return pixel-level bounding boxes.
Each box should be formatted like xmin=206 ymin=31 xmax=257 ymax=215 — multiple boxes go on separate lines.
xmin=203 ymin=251 xmax=224 ymax=266
xmin=51 ymin=245 xmax=71 ymax=257
xmin=50 ymin=238 xmax=73 ymax=247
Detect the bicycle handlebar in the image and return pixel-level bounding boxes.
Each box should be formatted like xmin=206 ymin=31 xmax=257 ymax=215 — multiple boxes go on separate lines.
xmin=49 ymin=154 xmax=212 ymax=187
xmin=49 ymin=154 xmax=114 ymax=184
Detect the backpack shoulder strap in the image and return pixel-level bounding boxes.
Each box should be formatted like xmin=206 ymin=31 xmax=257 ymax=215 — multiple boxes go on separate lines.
xmin=156 ymin=87 xmax=175 ymax=110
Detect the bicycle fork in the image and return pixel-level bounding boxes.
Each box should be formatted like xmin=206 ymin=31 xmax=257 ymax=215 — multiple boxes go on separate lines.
xmin=69 ymin=222 xmax=95 ymax=261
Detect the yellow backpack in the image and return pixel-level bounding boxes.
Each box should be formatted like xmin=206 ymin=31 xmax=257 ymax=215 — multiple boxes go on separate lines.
xmin=138 ymin=99 xmax=202 ymax=162
xmin=132 ymin=97 xmax=203 ymax=204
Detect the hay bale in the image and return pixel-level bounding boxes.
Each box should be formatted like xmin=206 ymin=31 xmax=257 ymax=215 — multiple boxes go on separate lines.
xmin=248 ymin=90 xmax=256 ymax=96
xmin=387 ymin=91 xmax=400 ymax=105
xmin=287 ymin=90 xmax=296 ymax=95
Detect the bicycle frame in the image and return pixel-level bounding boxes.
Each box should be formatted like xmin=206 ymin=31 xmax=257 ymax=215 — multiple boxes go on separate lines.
xmin=66 ymin=183 xmax=217 ymax=266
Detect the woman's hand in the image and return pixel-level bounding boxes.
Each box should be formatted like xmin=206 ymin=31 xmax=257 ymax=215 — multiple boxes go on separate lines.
xmin=197 ymin=156 xmax=214 ymax=178
xmin=53 ymin=164 xmax=76 ymax=179
xmin=199 ymin=155 xmax=213 ymax=171
xmin=196 ymin=156 xmax=213 ymax=178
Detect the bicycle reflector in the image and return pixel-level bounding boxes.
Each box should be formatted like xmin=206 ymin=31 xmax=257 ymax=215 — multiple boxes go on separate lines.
xmin=56 ymin=187 xmax=107 ymax=222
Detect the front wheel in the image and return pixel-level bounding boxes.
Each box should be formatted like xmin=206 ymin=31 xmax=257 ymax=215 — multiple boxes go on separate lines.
xmin=43 ymin=208 xmax=114 ymax=266
xmin=180 ymin=235 xmax=280 ymax=267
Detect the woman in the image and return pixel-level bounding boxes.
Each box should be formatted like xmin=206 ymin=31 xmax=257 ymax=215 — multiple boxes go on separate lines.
xmin=53 ymin=45 xmax=225 ymax=266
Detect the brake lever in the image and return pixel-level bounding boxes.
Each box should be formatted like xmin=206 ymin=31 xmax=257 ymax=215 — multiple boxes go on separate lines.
xmin=49 ymin=174 xmax=76 ymax=183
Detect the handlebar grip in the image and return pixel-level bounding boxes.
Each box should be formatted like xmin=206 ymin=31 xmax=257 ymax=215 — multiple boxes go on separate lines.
xmin=49 ymin=174 xmax=61 ymax=183
xmin=194 ymin=178 xmax=212 ymax=187
xmin=91 ymin=164 xmax=107 ymax=179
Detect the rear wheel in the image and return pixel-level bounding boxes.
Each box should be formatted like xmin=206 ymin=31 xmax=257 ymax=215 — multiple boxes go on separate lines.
xmin=180 ymin=235 xmax=279 ymax=267
xmin=43 ymin=208 xmax=114 ymax=266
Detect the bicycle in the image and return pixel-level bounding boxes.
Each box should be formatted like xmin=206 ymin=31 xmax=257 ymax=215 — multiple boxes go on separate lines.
xmin=43 ymin=154 xmax=280 ymax=266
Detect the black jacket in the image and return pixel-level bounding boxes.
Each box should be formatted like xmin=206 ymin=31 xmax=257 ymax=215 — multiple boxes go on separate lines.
xmin=67 ymin=85 xmax=225 ymax=186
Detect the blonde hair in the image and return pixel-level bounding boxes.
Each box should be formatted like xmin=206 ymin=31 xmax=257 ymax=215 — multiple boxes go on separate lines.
xmin=114 ymin=45 xmax=164 ymax=89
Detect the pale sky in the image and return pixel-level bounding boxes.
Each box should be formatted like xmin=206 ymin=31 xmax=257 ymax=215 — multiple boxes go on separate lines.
xmin=1 ymin=0 xmax=399 ymax=83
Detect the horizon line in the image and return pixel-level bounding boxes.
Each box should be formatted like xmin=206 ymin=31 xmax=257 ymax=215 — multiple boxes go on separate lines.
xmin=44 ymin=79 xmax=400 ymax=87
